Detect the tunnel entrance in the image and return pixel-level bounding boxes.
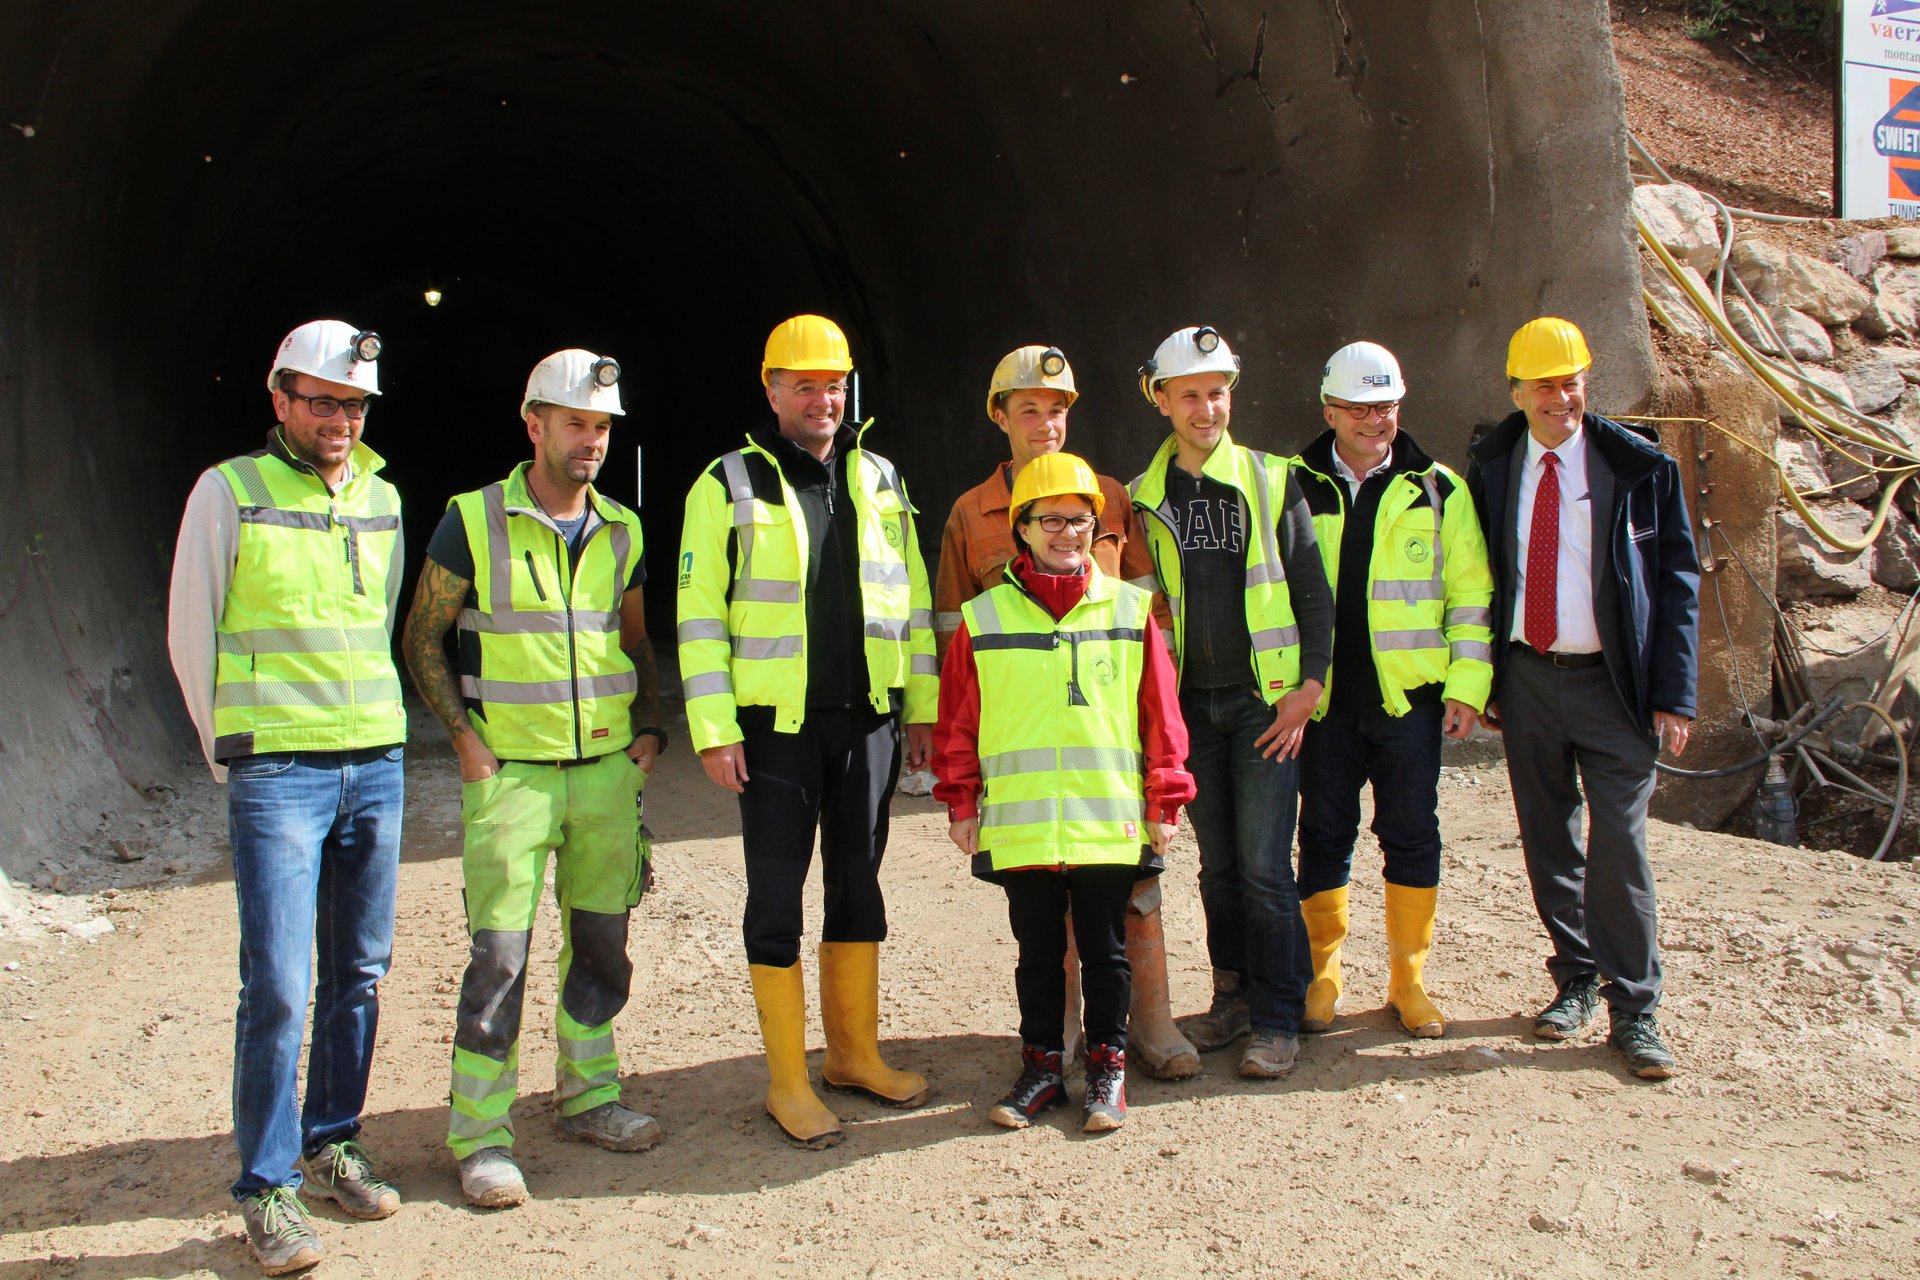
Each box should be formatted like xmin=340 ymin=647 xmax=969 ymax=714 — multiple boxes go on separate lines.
xmin=1 ymin=0 xmax=1652 ymax=885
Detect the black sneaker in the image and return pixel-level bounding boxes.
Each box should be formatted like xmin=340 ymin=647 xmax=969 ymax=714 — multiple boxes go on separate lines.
xmin=987 ymin=1045 xmax=1065 ymax=1129
xmin=1533 ymin=973 xmax=1602 ymax=1041
xmin=237 ymin=1186 xmax=323 ymax=1275
xmin=1082 ymin=1044 xmax=1127 ymax=1134
xmin=1609 ymin=1011 xmax=1677 ymax=1079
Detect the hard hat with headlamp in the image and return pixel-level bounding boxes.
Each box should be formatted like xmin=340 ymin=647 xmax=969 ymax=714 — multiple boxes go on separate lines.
xmin=1138 ymin=326 xmax=1240 ymax=405
xmin=521 ymin=349 xmax=625 ymax=418
xmin=267 ymin=320 xmax=382 ymax=395
xmin=986 ymin=345 xmax=1079 ymax=422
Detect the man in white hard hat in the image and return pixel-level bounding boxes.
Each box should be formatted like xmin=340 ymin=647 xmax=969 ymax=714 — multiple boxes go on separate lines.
xmin=933 ymin=344 xmax=1198 ymax=1081
xmin=677 ymin=314 xmax=936 ymax=1149
xmin=1467 ymin=317 xmax=1699 ymax=1080
xmin=168 ymin=320 xmax=406 ymax=1273
xmin=403 ymin=349 xmax=666 ymax=1207
xmin=1130 ymin=325 xmax=1334 ymax=1080
xmin=1289 ymin=341 xmax=1494 ymax=1040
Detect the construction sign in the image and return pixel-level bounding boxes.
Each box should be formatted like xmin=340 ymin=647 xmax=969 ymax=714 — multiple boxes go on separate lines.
xmin=1843 ymin=0 xmax=1920 ymax=217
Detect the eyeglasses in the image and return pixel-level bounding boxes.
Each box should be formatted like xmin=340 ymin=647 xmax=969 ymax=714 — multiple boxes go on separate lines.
xmin=284 ymin=389 xmax=371 ymax=419
xmin=1022 ymin=514 xmax=1097 ymax=534
xmin=773 ymin=378 xmax=848 ymax=398
xmin=1328 ymin=400 xmax=1400 ymax=421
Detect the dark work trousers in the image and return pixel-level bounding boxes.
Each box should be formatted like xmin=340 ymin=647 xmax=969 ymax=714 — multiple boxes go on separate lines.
xmin=737 ymin=704 xmax=902 ymax=967
xmin=1180 ymin=683 xmax=1311 ymax=1036
xmin=1498 ymin=645 xmax=1663 ymax=1013
xmin=1003 ymin=865 xmax=1139 ymax=1052
xmin=1297 ymin=695 xmax=1445 ymax=897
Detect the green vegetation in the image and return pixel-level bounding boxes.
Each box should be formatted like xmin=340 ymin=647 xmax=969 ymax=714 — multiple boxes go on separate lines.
xmin=1684 ymin=0 xmax=1834 ymax=57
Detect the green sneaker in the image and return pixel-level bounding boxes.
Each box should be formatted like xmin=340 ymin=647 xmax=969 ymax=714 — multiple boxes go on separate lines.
xmin=237 ymin=1186 xmax=323 ymax=1275
xmin=302 ymin=1139 xmax=400 ymax=1220
xmin=1609 ymin=1011 xmax=1678 ymax=1080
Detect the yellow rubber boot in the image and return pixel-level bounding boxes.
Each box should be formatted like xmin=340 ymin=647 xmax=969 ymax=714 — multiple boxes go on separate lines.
xmin=1384 ymin=883 xmax=1445 ymax=1038
xmin=748 ymin=962 xmax=843 ymax=1149
xmin=1301 ymin=885 xmax=1350 ymax=1034
xmin=818 ymin=942 xmax=930 ymax=1107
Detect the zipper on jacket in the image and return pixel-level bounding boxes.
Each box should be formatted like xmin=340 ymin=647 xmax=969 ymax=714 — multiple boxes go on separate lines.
xmin=557 ymin=530 xmax=583 ymax=760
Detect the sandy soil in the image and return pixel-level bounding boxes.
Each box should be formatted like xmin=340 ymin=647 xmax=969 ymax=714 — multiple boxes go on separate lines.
xmin=2 ymin=719 xmax=1918 ymax=1280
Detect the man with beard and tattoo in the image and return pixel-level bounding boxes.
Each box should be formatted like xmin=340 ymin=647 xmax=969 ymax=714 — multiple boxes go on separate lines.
xmin=403 ymin=349 xmax=666 ymax=1208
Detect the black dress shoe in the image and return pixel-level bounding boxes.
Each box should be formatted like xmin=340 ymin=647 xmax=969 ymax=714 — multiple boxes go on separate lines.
xmin=1533 ymin=973 xmax=1601 ymax=1040
xmin=1608 ymin=1011 xmax=1677 ymax=1079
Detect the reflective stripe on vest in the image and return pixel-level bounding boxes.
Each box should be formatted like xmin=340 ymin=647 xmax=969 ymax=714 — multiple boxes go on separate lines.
xmin=967 ymin=574 xmax=1149 ymax=869
xmin=210 ymin=447 xmax=405 ymax=758
xmin=452 ymin=466 xmax=641 ymax=760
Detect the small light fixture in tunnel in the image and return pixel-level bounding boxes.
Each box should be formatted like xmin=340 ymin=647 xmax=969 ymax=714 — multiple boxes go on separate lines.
xmin=1194 ymin=327 xmax=1222 ymax=354
xmin=423 ymin=289 xmax=443 ymax=307
xmin=1038 ymin=348 xmax=1067 ymax=377
xmin=350 ymin=331 xmax=383 ymax=363
xmin=591 ymin=357 xmax=621 ymax=388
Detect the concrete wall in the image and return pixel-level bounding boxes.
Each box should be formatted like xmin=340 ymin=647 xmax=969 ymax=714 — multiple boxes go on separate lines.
xmin=0 ymin=0 xmax=1655 ymax=883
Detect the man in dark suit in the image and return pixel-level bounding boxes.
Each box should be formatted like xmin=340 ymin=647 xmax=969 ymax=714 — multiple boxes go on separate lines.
xmin=1465 ymin=317 xmax=1700 ymax=1080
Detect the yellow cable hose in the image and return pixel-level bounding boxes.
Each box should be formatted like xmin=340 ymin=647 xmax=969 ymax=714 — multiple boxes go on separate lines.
xmin=1635 ymin=217 xmax=1920 ymax=550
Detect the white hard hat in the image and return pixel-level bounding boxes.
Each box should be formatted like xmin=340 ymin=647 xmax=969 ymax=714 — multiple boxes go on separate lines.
xmin=267 ymin=320 xmax=382 ymax=395
xmin=1138 ymin=326 xmax=1240 ymax=405
xmin=1321 ymin=341 xmax=1405 ymax=404
xmin=522 ymin=349 xmax=624 ymax=418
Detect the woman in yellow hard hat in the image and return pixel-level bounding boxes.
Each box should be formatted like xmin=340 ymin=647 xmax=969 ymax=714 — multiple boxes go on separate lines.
xmin=931 ymin=453 xmax=1195 ymax=1133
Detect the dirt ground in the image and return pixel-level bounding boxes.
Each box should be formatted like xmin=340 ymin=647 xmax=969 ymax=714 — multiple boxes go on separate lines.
xmin=3 ymin=718 xmax=1919 ymax=1280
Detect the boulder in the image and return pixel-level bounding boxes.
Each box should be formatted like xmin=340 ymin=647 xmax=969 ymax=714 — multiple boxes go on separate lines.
xmin=1874 ymin=511 xmax=1920 ymax=593
xmin=1822 ymin=441 xmax=1882 ymax=501
xmin=1887 ymin=226 xmax=1920 ymax=258
xmin=1776 ymin=502 xmax=1877 ymax=599
xmin=1774 ymin=435 xmax=1829 ymax=491
xmin=1768 ymin=307 xmax=1835 ymax=363
xmin=1843 ymin=353 xmax=1907 ymax=415
xmin=1732 ymin=235 xmax=1873 ymax=325
xmin=1632 ymin=182 xmax=1724 ymax=273
xmin=1642 ymin=257 xmax=1713 ymax=343
xmin=1725 ymin=296 xmax=1780 ymax=355
xmin=1880 ymin=346 xmax=1920 ymax=384
xmin=1829 ymin=230 xmax=1889 ymax=282
xmin=1781 ymin=364 xmax=1856 ymax=425
xmin=1857 ymin=264 xmax=1920 ymax=339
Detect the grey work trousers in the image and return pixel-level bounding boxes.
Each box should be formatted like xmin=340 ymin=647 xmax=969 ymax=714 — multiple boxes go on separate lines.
xmin=1498 ymin=646 xmax=1663 ymax=1014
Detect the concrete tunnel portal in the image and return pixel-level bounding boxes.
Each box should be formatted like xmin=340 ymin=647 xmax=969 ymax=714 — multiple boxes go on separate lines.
xmin=0 ymin=0 xmax=1655 ymax=884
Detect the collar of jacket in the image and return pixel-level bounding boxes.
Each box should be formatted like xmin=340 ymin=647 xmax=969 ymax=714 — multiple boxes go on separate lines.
xmin=1468 ymin=411 xmax=1665 ymax=485
xmin=1133 ymin=429 xmax=1254 ymax=508
xmin=1295 ymin=426 xmax=1436 ymax=486
xmin=999 ymin=548 xmax=1116 ymax=613
xmin=748 ymin=416 xmax=862 ymax=477
xmin=499 ymin=459 xmax=615 ymax=526
xmin=264 ymin=426 xmax=384 ymax=488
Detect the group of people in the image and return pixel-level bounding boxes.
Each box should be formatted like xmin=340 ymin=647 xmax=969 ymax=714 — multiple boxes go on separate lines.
xmin=167 ymin=311 xmax=1699 ymax=1276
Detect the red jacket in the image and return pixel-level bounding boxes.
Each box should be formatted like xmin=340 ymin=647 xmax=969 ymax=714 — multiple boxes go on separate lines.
xmin=933 ymin=552 xmax=1195 ymax=825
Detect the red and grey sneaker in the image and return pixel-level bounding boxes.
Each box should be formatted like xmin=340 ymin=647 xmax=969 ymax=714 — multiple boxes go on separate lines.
xmin=987 ymin=1045 xmax=1066 ymax=1129
xmin=1082 ymin=1044 xmax=1127 ymax=1133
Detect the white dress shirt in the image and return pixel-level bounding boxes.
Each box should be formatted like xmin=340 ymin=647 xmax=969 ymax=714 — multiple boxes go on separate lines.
xmin=1332 ymin=444 xmax=1393 ymax=501
xmin=1511 ymin=423 xmax=1602 ymax=653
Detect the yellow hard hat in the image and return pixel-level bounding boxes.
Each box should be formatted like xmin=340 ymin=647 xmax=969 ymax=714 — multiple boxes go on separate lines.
xmin=762 ymin=314 xmax=853 ymax=386
xmin=986 ymin=345 xmax=1078 ymax=422
xmin=1008 ymin=452 xmax=1104 ymax=529
xmin=1506 ymin=317 xmax=1592 ymax=380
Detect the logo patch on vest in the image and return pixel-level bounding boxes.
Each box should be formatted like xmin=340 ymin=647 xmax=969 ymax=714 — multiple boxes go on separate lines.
xmin=1089 ymin=656 xmax=1117 ymax=687
xmin=882 ymin=522 xmax=902 ymax=548
xmin=1404 ymin=537 xmax=1431 ymax=564
xmin=592 ymin=727 xmax=610 ymax=738
xmin=1124 ymin=822 xmax=1137 ymax=838
xmin=678 ymin=551 xmax=694 ymax=589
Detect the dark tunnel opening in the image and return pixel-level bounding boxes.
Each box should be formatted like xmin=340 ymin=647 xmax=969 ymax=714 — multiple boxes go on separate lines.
xmin=1 ymin=0 xmax=1653 ymax=884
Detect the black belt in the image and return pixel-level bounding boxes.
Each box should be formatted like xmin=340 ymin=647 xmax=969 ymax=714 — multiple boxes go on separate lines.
xmin=502 ymin=753 xmax=615 ymax=769
xmin=1510 ymin=642 xmax=1604 ymax=669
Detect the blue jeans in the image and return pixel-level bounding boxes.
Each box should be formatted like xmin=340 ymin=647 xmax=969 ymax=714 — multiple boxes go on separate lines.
xmin=227 ymin=745 xmax=403 ymax=1199
xmin=1180 ymin=684 xmax=1309 ymax=1035
xmin=1297 ymin=696 xmax=1444 ymax=897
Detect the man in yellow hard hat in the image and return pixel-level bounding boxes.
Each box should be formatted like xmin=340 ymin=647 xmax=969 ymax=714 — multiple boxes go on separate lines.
xmin=1290 ymin=341 xmax=1495 ymax=1041
xmin=403 ymin=349 xmax=666 ymax=1208
xmin=167 ymin=320 xmax=404 ymax=1273
xmin=932 ymin=345 xmax=1198 ymax=1081
xmin=1465 ymin=316 xmax=1700 ymax=1080
xmin=677 ymin=314 xmax=937 ymax=1148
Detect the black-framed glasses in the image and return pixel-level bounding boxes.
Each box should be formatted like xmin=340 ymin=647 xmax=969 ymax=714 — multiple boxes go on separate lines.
xmin=1022 ymin=513 xmax=1097 ymax=534
xmin=1328 ymin=400 xmax=1400 ymax=421
xmin=285 ymin=389 xmax=371 ymax=419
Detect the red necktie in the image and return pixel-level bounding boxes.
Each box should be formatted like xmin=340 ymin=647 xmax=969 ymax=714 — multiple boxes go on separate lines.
xmin=1524 ymin=451 xmax=1560 ymax=654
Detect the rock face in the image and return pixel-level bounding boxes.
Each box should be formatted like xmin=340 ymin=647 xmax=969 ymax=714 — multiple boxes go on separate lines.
xmin=1874 ymin=512 xmax=1920 ymax=592
xmin=1769 ymin=307 xmax=1835 ymax=363
xmin=1643 ymin=257 xmax=1713 ymax=343
xmin=1844 ymin=354 xmax=1907 ymax=415
xmin=1776 ymin=502 xmax=1877 ymax=599
xmin=1732 ymin=236 xmax=1873 ymax=325
xmin=1822 ymin=441 xmax=1882 ymax=501
xmin=1829 ymin=230 xmax=1888 ymax=282
xmin=1887 ymin=225 xmax=1920 ymax=258
xmin=1633 ymin=182 xmax=1724 ymax=273
xmin=1774 ymin=437 xmax=1828 ymax=492
xmin=1725 ymin=296 xmax=1780 ymax=355
xmin=1858 ymin=264 xmax=1920 ymax=339
xmin=1782 ymin=364 xmax=1858 ymax=424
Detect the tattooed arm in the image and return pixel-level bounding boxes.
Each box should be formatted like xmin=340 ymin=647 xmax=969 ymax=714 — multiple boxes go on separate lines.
xmin=619 ymin=583 xmax=665 ymax=772
xmin=402 ymin=558 xmax=499 ymax=781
